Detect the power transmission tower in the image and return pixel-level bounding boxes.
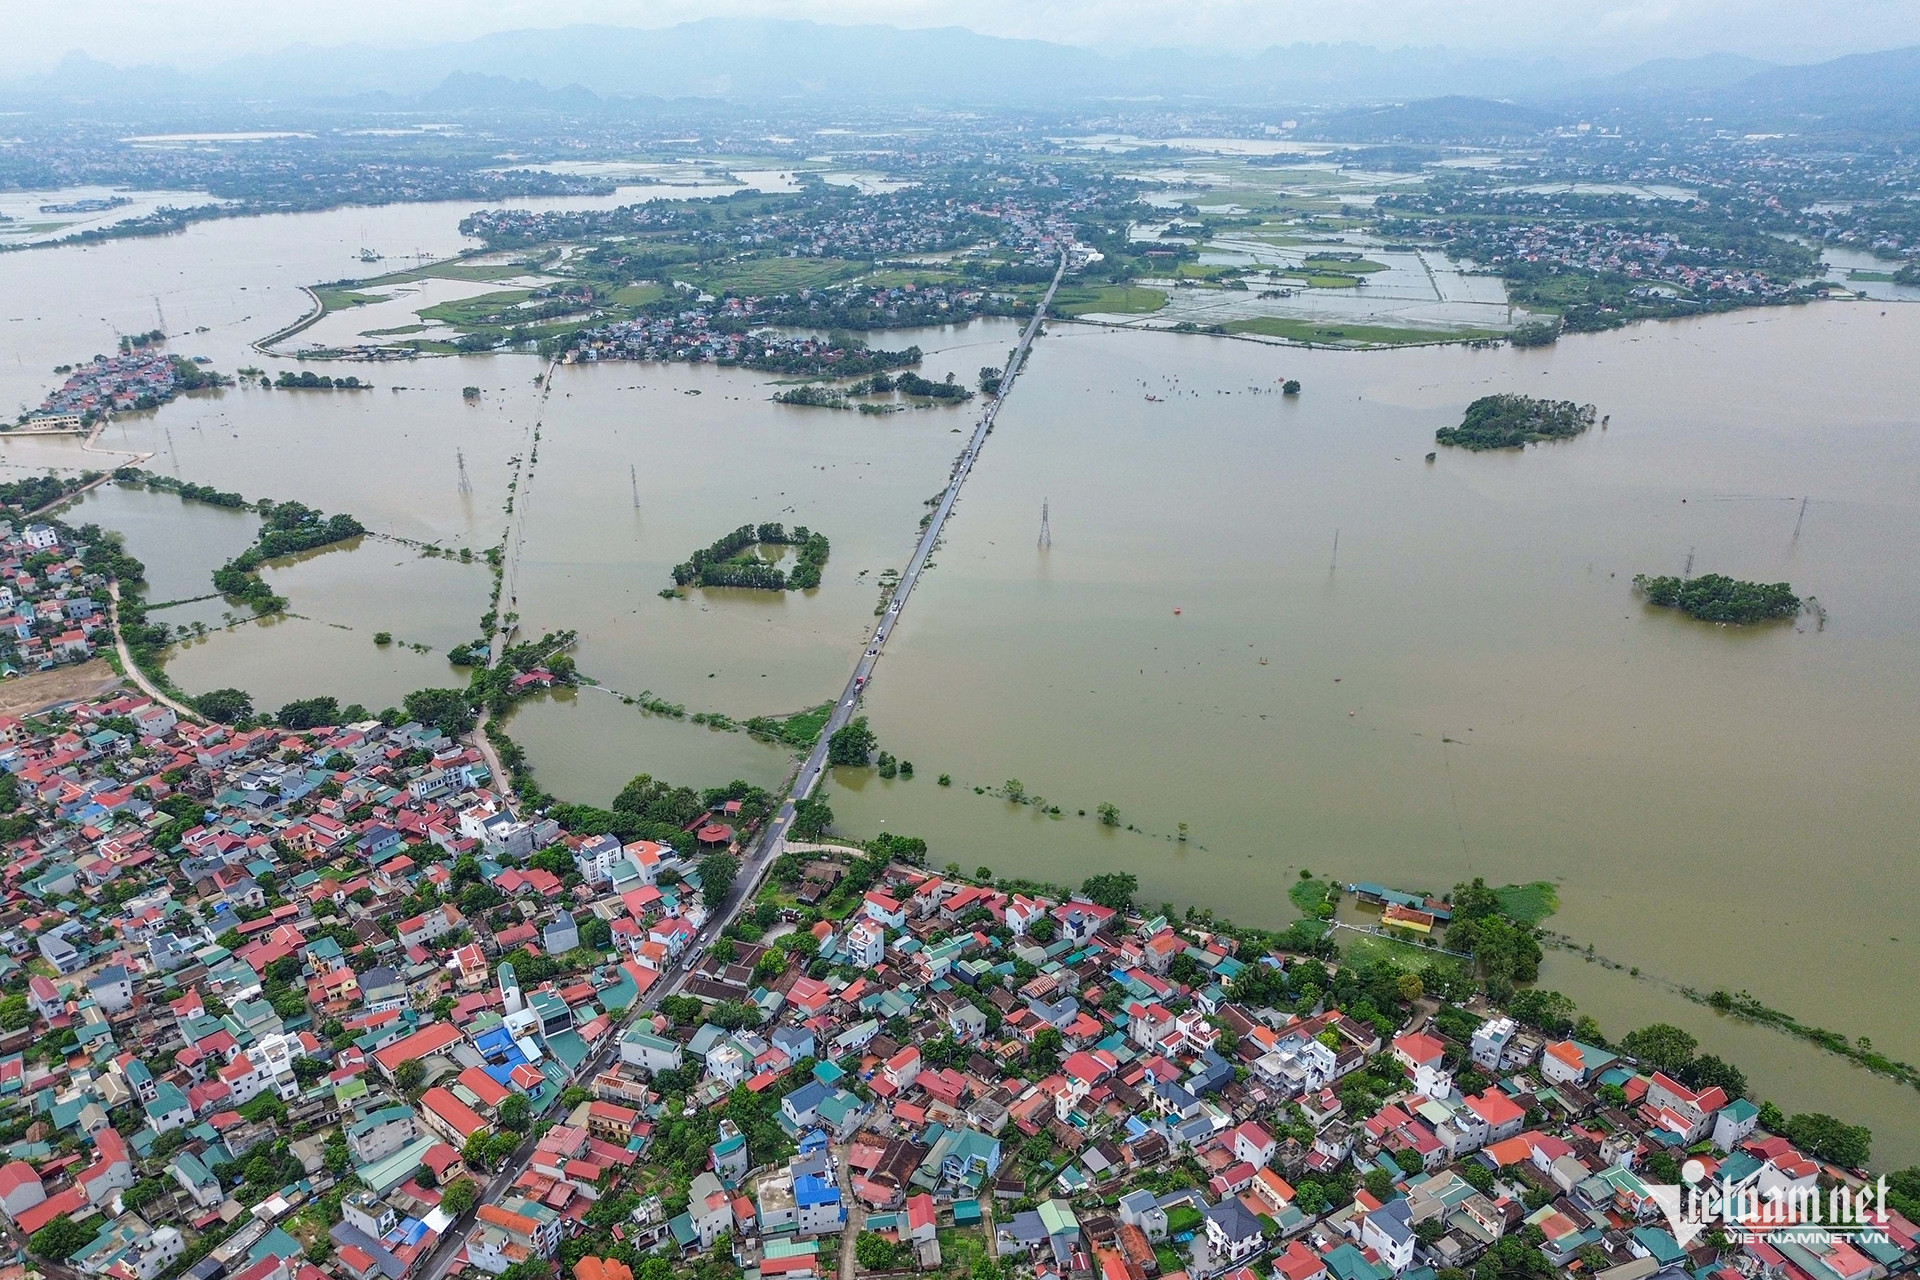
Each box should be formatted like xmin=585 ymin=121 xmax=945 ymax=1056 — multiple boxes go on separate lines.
xmin=631 ymin=465 xmax=640 ymax=509
xmin=1683 ymin=546 xmax=1694 ymax=578
xmin=1038 ymin=499 xmax=1051 ymax=548
xmin=1329 ymin=529 xmax=1339 ymax=573
xmin=456 ymin=448 xmax=472 ymax=495
xmin=1793 ymin=496 xmax=1808 ymax=540
xmin=153 ymin=296 xmax=166 ymax=334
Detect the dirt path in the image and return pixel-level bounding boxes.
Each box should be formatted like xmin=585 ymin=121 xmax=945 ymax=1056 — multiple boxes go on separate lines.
xmin=0 ymin=659 xmax=125 ymax=717
xmin=106 ymin=580 xmax=203 ymax=722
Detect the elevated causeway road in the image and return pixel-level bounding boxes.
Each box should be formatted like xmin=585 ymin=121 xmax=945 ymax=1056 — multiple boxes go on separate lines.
xmin=419 ymin=255 xmax=1067 ymax=1280
xmin=757 ymin=251 xmax=1068 ymax=860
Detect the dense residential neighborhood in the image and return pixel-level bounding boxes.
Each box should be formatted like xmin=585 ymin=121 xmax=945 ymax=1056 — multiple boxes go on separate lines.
xmin=0 ymin=521 xmax=105 ymax=672
xmin=0 ymin=686 xmax=1907 ymax=1280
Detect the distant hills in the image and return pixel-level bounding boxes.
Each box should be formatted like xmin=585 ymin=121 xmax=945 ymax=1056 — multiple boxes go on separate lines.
xmin=6 ymin=20 xmax=1920 ymax=135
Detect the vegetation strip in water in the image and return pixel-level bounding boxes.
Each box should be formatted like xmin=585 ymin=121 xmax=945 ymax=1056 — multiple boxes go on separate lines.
xmin=670 ymin=522 xmax=829 ymax=591
xmin=1436 ymin=393 xmax=1597 ymax=450
xmin=1534 ymin=927 xmax=1920 ymax=1094
xmin=1633 ymin=572 xmax=1801 ymax=624
xmin=744 ymin=702 xmax=833 ymax=750
xmin=210 ymin=501 xmax=366 ymax=615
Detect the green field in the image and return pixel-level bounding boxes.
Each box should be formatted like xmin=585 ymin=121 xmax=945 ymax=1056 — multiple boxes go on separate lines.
xmin=361 ymin=323 xmax=431 ymax=337
xmin=1222 ymin=317 xmax=1499 ymax=347
xmin=313 ymin=287 xmax=388 ymax=313
xmin=1053 ymin=284 xmax=1168 ymax=317
xmin=860 ymin=269 xmax=966 ymax=288
xmin=1845 ymin=270 xmax=1897 ymax=282
xmin=416 ymin=290 xmax=534 ymax=327
xmin=1274 ymin=271 xmax=1364 ymax=288
xmin=610 ymin=283 xmax=668 ymax=306
xmin=1303 ymin=255 xmax=1390 ymax=274
xmin=744 ymin=702 xmax=833 ymax=751
xmin=1339 ymin=929 xmax=1440 ymax=968
xmin=313 ymin=259 xmax=538 ymax=317
xmin=1289 ymin=876 xmax=1333 ymax=916
xmin=692 ymin=256 xmax=868 ymax=293
xmin=1494 ymin=881 xmax=1560 ymax=924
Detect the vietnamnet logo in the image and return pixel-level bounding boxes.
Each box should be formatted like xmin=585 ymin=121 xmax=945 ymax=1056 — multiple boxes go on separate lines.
xmin=1646 ymin=1160 xmax=1894 ymax=1248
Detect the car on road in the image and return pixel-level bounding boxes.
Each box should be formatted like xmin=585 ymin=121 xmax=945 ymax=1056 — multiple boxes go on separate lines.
xmin=866 ymin=648 xmax=877 ymax=656
xmin=844 ymin=698 xmax=855 ymax=707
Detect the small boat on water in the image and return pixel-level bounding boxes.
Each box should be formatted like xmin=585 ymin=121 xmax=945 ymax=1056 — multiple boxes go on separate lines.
xmin=1145 ymin=394 xmax=1161 ymax=402
xmin=1173 ymin=607 xmax=1182 ymax=615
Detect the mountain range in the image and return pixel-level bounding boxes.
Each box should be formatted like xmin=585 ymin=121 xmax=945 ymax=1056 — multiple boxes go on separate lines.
xmin=6 ymin=20 xmax=1920 ymax=133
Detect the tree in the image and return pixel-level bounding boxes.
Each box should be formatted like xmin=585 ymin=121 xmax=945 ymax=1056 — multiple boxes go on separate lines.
xmin=1391 ymin=1147 xmax=1425 ymax=1176
xmin=1679 ymin=1053 xmax=1748 ymax=1101
xmin=498 ymin=1093 xmax=532 ymax=1132
xmin=856 ymin=1232 xmax=903 ymax=1271
xmin=699 ymin=853 xmax=740 ymax=909
xmin=1080 ymin=872 xmax=1139 ymax=913
xmin=1003 ymin=778 xmax=1025 ymax=802
xmin=1029 ymin=1027 xmax=1063 ymax=1072
xmin=195 ymin=687 xmax=254 ymax=723
xmin=1095 ymin=802 xmax=1120 ymax=826
xmin=1363 ymin=1167 xmax=1397 ymax=1201
xmin=827 ymin=718 xmax=876 ymax=767
xmin=276 ymin=695 xmax=340 ymax=729
xmin=1457 ymin=1159 xmax=1497 ymax=1195
xmin=403 ymin=687 xmax=476 ymax=737
xmin=441 ymin=1177 xmax=479 ymax=1216
xmin=123 ymin=1178 xmax=171 ymax=1211
xmin=415 ymin=1163 xmax=439 ymax=1189
xmin=1780 ymin=1113 xmax=1872 ymax=1168
xmin=791 ymin=794 xmax=834 ymax=840
xmin=0 ymin=994 xmax=29 ymax=1030
xmin=462 ymin=1131 xmax=494 ymax=1168
xmin=394 ymin=1059 xmax=427 ymax=1092
xmin=1505 ymin=988 xmax=1577 ymax=1037
xmin=1619 ymin=1024 xmax=1698 ymax=1075
xmin=29 ymin=1214 xmax=96 ymax=1260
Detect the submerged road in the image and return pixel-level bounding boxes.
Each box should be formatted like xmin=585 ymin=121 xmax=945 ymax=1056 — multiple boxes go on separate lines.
xmin=420 ymin=257 xmax=1066 ymax=1278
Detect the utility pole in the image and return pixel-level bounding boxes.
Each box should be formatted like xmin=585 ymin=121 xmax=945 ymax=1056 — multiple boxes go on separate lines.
xmin=1038 ymin=498 xmax=1051 ymax=548
xmin=1329 ymin=529 xmax=1339 ymax=573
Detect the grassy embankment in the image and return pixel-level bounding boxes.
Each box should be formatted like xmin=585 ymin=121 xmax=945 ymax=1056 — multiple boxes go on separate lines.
xmin=1222 ymin=317 xmax=1500 ymax=346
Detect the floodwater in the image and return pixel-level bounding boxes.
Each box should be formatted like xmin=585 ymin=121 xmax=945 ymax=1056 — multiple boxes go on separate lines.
xmin=508 ymin=320 xmax=1025 ymax=723
xmin=503 ymin=688 xmax=794 ymax=807
xmin=4 ymin=193 xmax=1918 ymax=1162
xmin=827 ymin=306 xmax=1920 ymax=1163
xmin=160 ymin=537 xmax=492 ymax=713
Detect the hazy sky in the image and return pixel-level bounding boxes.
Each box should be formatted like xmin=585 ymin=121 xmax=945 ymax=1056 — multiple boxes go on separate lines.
xmin=7 ymin=0 xmax=1919 ymax=76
